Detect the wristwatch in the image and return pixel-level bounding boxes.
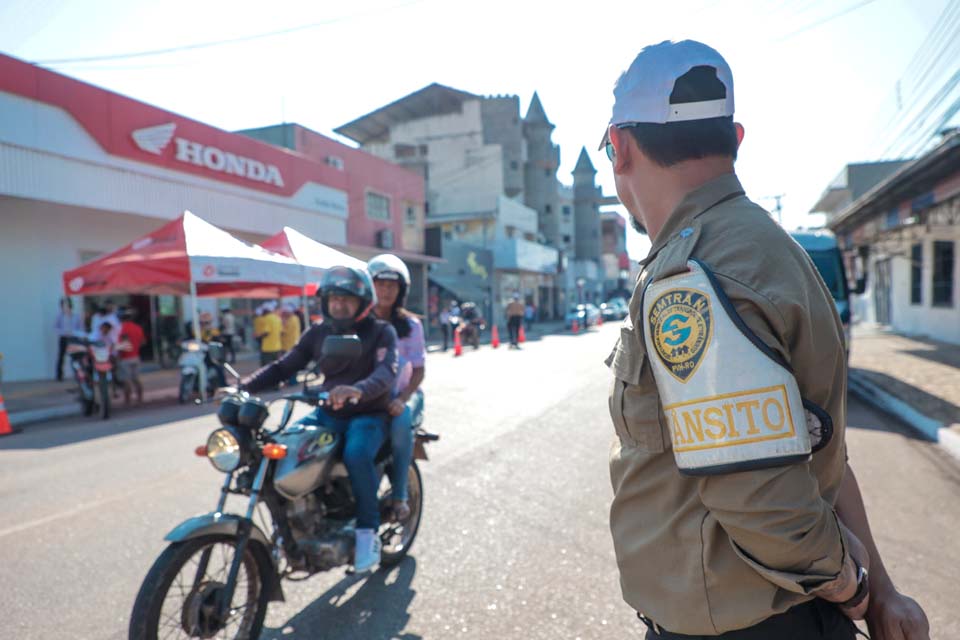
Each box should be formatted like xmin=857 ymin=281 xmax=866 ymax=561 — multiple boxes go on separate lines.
xmin=840 ymin=558 xmax=870 ymax=609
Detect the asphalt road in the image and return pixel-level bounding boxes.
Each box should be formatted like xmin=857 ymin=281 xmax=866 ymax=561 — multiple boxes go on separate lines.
xmin=1 ymin=323 xmax=957 ymax=639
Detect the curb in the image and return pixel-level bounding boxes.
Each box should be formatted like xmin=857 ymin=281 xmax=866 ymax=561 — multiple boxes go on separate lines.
xmin=9 ymin=386 xmax=182 ymax=428
xmin=848 ymin=371 xmax=960 ymax=462
xmin=8 ymin=403 xmax=81 ymax=428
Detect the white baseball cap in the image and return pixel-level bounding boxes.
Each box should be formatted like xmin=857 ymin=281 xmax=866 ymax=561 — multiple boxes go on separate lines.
xmin=599 ymin=39 xmax=735 ymax=150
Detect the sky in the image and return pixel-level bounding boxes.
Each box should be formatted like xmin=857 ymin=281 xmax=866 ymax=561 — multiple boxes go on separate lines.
xmin=0 ymin=0 xmax=951 ymax=259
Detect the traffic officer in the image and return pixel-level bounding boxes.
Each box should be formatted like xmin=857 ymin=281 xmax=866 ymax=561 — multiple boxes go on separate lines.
xmin=602 ymin=40 xmax=929 ymax=639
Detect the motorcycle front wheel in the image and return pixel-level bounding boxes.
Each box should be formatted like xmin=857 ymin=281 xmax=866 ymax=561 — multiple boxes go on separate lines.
xmin=129 ymin=535 xmax=270 ymax=640
xmin=98 ymin=376 xmax=110 ymax=420
xmin=178 ymin=374 xmax=194 ymax=404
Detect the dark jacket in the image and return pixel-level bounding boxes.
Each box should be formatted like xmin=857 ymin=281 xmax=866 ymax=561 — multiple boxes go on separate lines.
xmin=241 ymin=317 xmax=398 ymax=417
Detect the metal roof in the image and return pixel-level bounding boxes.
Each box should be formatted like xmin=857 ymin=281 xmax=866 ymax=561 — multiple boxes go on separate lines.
xmin=828 ymin=132 xmax=960 ymax=232
xmin=334 ymin=83 xmax=479 ymax=145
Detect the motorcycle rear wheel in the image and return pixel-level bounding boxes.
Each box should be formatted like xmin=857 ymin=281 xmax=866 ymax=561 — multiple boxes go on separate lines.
xmin=129 ymin=535 xmax=269 ymax=640
xmin=98 ymin=377 xmax=110 ymax=420
xmin=380 ymin=461 xmax=423 ymax=566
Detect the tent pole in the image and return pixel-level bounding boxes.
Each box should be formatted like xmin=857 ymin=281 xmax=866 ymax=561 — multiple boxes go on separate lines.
xmin=190 ymin=278 xmax=207 ymax=403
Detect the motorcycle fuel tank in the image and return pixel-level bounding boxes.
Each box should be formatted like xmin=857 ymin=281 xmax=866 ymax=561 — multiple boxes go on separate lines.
xmin=272 ymin=425 xmax=341 ymax=500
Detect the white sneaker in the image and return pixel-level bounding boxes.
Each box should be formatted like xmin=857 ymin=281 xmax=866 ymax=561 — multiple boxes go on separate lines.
xmin=353 ymin=528 xmax=381 ymax=573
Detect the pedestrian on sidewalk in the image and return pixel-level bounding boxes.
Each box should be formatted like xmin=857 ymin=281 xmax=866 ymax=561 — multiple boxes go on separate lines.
xmin=281 ymin=303 xmax=302 ymax=385
xmin=88 ymin=300 xmax=121 ymax=343
xmin=54 ymin=297 xmax=84 ymax=381
xmin=118 ymin=310 xmax=145 ymax=404
xmin=600 ymin=40 xmax=928 ymax=640
xmin=506 ymin=294 xmax=524 ymax=348
xmin=219 ymin=306 xmax=237 ymax=364
xmin=259 ymin=303 xmax=283 ymax=366
xmin=438 ymin=304 xmax=451 ymax=352
xmin=524 ymin=301 xmax=536 ymax=333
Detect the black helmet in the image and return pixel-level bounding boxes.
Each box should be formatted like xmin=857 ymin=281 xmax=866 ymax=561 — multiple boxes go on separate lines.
xmin=318 ymin=265 xmax=376 ymax=332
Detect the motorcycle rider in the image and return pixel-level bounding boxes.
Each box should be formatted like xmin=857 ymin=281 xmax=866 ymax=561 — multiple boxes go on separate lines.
xmin=368 ymin=254 xmax=426 ymax=522
xmin=239 ymin=265 xmax=398 ymax=573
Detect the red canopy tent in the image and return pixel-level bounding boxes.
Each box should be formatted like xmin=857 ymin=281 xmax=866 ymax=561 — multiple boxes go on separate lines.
xmin=62 ymin=212 xmax=305 ymax=400
xmin=262 ymin=226 xmax=366 ymax=297
xmin=63 ymin=211 xmax=304 ymax=299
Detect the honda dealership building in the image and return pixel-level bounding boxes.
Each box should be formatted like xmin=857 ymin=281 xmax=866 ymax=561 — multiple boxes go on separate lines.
xmin=0 ymin=53 xmax=427 ymax=382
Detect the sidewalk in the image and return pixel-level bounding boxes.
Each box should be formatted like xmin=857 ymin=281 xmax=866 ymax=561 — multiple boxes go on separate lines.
xmin=4 ymin=319 xmax=573 ymax=428
xmin=848 ymin=324 xmax=960 ymax=460
xmin=3 ymin=352 xmax=263 ymax=427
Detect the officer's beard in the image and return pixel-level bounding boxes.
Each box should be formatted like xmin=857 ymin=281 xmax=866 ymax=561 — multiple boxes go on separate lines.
xmin=629 ymin=215 xmax=648 ymax=236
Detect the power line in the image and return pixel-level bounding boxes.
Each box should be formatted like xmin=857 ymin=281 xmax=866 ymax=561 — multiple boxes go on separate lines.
xmin=774 ymin=0 xmax=879 ymax=41
xmin=33 ymin=0 xmax=424 ymax=66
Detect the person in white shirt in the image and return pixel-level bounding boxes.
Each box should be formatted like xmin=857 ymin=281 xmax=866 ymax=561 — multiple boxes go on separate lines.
xmin=89 ymin=300 xmax=121 ymax=343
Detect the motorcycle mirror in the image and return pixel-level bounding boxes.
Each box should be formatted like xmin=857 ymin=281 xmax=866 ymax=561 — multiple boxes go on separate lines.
xmin=321 ymin=334 xmax=362 ymax=359
xmin=223 ymin=362 xmax=241 ymax=383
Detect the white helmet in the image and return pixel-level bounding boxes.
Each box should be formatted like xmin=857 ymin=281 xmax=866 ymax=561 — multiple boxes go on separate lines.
xmin=367 ymin=254 xmax=411 ymax=287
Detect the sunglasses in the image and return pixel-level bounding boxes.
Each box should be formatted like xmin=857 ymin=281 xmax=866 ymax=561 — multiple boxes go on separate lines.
xmin=605 ymin=122 xmax=643 ymax=161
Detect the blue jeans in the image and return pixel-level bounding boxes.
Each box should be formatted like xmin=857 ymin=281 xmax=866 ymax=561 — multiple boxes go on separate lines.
xmin=300 ymin=407 xmax=387 ymax=529
xmin=389 ymin=390 xmax=424 ymax=502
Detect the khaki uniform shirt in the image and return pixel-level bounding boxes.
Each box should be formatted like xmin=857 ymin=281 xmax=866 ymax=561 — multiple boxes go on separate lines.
xmin=607 ymin=174 xmax=850 ymax=635
xmin=506 ymin=301 xmax=525 ymax=318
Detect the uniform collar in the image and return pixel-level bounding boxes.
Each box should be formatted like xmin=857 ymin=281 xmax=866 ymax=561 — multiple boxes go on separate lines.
xmin=639 ymin=173 xmax=745 ymax=267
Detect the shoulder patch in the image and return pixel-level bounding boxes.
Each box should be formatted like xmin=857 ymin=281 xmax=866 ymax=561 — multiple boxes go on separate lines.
xmin=647 ymin=287 xmax=712 ymax=383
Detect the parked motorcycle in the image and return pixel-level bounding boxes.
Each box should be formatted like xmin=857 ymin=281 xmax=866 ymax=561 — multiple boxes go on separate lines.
xmin=455 ymin=302 xmax=485 ymax=350
xmin=66 ymin=337 xmax=115 ymax=420
xmin=178 ymin=340 xmax=225 ymax=404
xmin=130 ymin=336 xmax=438 ymax=639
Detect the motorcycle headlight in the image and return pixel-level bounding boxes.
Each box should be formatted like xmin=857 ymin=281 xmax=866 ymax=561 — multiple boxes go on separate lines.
xmin=206 ymin=428 xmax=244 ymax=472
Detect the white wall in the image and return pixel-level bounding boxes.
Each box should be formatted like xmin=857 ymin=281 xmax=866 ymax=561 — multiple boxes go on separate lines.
xmin=889 ymin=231 xmax=960 ymax=343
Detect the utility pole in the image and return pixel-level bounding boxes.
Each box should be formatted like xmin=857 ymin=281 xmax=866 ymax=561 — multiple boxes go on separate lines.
xmin=761 ymin=194 xmax=785 ymax=226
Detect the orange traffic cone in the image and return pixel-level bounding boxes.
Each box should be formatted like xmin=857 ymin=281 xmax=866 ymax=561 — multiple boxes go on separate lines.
xmin=491 ymin=324 xmax=500 ymax=349
xmin=0 ymin=393 xmax=19 ymax=437
xmin=571 ymin=319 xmax=579 ymax=334
xmin=518 ymin=325 xmax=526 ymax=344
xmin=597 ymin=312 xmax=603 ymax=327
xmin=453 ymin=327 xmax=463 ymax=357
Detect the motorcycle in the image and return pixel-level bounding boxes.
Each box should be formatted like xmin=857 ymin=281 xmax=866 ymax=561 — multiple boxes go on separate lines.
xmin=454 ymin=303 xmax=485 ymax=350
xmin=178 ymin=340 xmax=226 ymax=404
xmin=65 ymin=337 xmax=115 ymax=420
xmin=130 ymin=335 xmax=438 ymax=640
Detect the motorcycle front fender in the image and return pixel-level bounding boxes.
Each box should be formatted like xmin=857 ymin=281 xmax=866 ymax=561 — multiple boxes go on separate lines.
xmin=165 ymin=512 xmax=285 ymax=602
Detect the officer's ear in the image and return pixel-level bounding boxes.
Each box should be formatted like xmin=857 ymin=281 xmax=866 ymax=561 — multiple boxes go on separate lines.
xmin=609 ymin=125 xmax=632 ymax=174
xmin=734 ymin=122 xmax=745 ymax=149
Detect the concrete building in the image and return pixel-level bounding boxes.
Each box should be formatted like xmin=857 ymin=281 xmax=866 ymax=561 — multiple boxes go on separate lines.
xmin=335 ymin=84 xmax=612 ymax=325
xmin=0 ymin=53 xmax=425 ymax=382
xmin=822 ymin=133 xmax=960 ymax=343
xmin=601 ymin=211 xmax=631 ymax=301
xmin=237 ymin=123 xmax=436 ymax=315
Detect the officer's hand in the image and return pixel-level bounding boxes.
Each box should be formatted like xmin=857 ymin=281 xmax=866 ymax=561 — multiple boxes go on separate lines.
xmin=865 ymin=586 xmax=930 ymax=640
xmin=387 ymin=398 xmax=406 ymax=417
xmin=329 ymin=385 xmax=362 ymax=410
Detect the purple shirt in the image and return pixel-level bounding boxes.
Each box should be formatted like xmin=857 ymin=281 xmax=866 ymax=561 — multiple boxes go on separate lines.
xmin=395 ymin=316 xmax=426 ymax=394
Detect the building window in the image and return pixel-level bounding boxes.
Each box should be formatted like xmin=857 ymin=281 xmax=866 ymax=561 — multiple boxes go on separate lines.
xmin=544 ymin=205 xmax=552 ymax=214
xmin=325 ymin=156 xmax=344 ymax=170
xmin=510 ymin=161 xmax=519 ymax=170
xmin=405 ymin=205 xmax=417 ymax=224
xmin=932 ymin=241 xmax=955 ymax=307
xmin=562 ymin=206 xmax=571 ymax=216
xmin=884 ymin=209 xmax=899 ymax=230
xmin=562 ymin=234 xmax=571 ymax=244
xmin=443 ymin=231 xmax=453 ymax=240
xmin=910 ymin=243 xmax=922 ymax=305
xmin=366 ymin=191 xmax=391 ymax=220
xmin=544 ymin=168 xmax=551 ymax=177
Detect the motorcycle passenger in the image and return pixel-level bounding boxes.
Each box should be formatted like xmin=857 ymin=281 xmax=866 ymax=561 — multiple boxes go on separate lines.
xmin=368 ymin=254 xmax=426 ymax=522
xmin=239 ymin=266 xmax=398 ymax=573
